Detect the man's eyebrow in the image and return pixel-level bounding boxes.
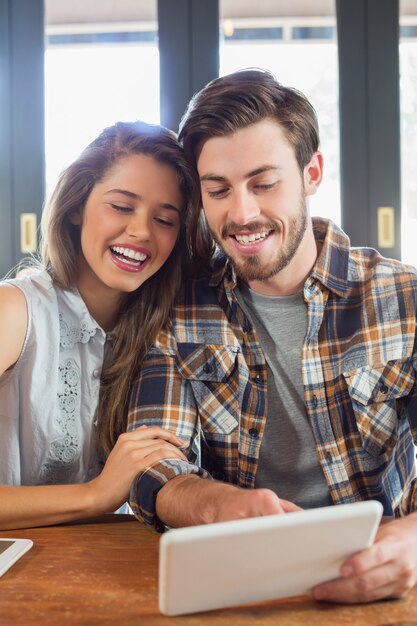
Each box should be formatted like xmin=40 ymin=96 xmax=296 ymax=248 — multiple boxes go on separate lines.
xmin=245 ymin=165 xmax=282 ymax=178
xmin=104 ymin=188 xmax=181 ymax=213
xmin=200 ymin=165 xmax=281 ymax=183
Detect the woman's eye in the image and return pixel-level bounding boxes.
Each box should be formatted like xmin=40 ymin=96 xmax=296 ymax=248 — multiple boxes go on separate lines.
xmin=110 ymin=203 xmax=133 ymax=213
xmin=154 ymin=216 xmax=176 ymax=227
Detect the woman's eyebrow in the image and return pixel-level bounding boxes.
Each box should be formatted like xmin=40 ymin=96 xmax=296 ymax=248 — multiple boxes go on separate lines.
xmin=105 ymin=188 xmax=181 ymax=213
xmin=105 ymin=188 xmax=139 ymax=199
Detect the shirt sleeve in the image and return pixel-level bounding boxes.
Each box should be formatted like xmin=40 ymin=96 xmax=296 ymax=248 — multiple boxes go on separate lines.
xmin=392 ymin=347 xmax=417 ymax=515
xmin=127 ymin=337 xmax=211 ymax=532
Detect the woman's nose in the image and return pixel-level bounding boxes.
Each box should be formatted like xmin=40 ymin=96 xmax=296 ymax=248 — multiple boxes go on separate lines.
xmin=125 ymin=212 xmax=151 ymax=240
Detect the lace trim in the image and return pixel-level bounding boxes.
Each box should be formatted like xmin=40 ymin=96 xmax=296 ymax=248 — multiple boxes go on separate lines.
xmin=39 ymin=357 xmax=81 ymax=484
xmin=59 ymin=313 xmax=97 ymax=349
xmin=39 ymin=312 xmax=98 ymax=484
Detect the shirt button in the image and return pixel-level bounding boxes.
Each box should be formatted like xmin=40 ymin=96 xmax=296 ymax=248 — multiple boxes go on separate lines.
xmin=325 ymin=451 xmax=333 ymax=462
xmin=249 ymin=428 xmax=259 ymax=438
xmin=253 ymin=374 xmax=262 ymax=384
xmin=313 ymin=394 xmax=318 ymax=407
xmin=203 ymin=363 xmax=213 ymax=374
xmin=93 ymin=368 xmax=100 ymax=378
xmin=380 ymin=384 xmax=388 ymax=394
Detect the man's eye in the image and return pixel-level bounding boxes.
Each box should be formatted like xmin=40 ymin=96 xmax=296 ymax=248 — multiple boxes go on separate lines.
xmin=206 ymin=188 xmax=229 ymax=198
xmin=254 ymin=183 xmax=276 ymax=191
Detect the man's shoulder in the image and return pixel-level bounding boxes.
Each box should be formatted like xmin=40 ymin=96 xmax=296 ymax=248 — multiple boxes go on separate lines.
xmin=348 ymin=246 xmax=417 ymax=287
xmin=313 ymin=218 xmax=417 ymax=294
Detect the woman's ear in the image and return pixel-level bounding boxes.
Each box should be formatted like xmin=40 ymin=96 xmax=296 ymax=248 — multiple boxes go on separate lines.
xmin=303 ymin=152 xmax=323 ymax=197
xmin=68 ymin=208 xmax=83 ymax=226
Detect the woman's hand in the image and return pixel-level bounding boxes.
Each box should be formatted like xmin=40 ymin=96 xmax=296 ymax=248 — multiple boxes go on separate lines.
xmin=87 ymin=426 xmax=188 ymax=514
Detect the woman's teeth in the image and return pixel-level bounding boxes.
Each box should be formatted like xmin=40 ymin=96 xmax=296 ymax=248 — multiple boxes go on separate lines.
xmin=110 ymin=246 xmax=147 ymax=264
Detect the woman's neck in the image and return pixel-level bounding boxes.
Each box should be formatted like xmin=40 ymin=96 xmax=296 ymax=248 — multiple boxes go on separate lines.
xmin=76 ymin=279 xmax=125 ymax=332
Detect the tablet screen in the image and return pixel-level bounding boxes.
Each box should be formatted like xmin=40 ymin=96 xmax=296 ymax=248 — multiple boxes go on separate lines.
xmin=0 ymin=540 xmax=15 ymax=554
xmin=0 ymin=538 xmax=33 ymax=576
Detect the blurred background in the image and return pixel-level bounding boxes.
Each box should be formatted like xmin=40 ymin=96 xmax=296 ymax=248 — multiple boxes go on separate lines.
xmin=1 ymin=0 xmax=417 ymax=277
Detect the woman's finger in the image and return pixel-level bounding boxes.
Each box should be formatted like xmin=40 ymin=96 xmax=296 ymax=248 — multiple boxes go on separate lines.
xmin=138 ymin=440 xmax=188 ymax=462
xmin=119 ymin=428 xmax=185 ymax=446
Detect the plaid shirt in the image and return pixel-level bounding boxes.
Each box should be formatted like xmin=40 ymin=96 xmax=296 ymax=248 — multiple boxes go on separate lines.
xmin=128 ymin=218 xmax=417 ymax=531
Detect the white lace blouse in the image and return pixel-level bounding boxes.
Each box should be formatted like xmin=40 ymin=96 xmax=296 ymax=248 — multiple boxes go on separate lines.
xmin=0 ymin=269 xmax=107 ymax=485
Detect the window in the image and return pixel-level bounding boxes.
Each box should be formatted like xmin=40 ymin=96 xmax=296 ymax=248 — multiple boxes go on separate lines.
xmin=219 ymin=0 xmax=340 ymax=225
xmin=400 ymin=1 xmax=417 ymax=267
xmin=44 ymin=0 xmax=159 ymax=194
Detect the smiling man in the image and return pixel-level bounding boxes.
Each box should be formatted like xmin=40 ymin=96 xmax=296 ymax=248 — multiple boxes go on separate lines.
xmin=128 ymin=69 xmax=417 ymax=604
xmin=197 ymin=117 xmax=319 ymax=295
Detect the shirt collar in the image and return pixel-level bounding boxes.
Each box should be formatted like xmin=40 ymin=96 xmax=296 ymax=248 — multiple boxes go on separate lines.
xmin=209 ymin=217 xmax=351 ymax=298
xmin=309 ymin=217 xmax=350 ymax=297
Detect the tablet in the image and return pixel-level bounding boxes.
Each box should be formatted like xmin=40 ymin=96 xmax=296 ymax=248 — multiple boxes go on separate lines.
xmin=158 ymin=500 xmax=383 ymax=616
xmin=0 ymin=538 xmax=33 ymax=577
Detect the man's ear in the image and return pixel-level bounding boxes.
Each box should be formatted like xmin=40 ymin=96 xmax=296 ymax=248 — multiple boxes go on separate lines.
xmin=68 ymin=208 xmax=83 ymax=226
xmin=303 ymin=152 xmax=323 ymax=197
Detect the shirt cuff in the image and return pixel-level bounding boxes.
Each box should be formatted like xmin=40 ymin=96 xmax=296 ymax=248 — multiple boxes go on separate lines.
xmin=129 ymin=459 xmax=210 ymax=533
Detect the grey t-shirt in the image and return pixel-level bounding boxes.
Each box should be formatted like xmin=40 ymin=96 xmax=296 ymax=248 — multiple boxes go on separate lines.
xmin=235 ymin=282 xmax=332 ymax=509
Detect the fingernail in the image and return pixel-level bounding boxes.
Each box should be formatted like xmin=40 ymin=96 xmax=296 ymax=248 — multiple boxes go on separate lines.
xmin=341 ymin=564 xmax=353 ymax=577
xmin=313 ymin=587 xmax=327 ymax=600
xmin=176 ymin=437 xmax=186 ymax=445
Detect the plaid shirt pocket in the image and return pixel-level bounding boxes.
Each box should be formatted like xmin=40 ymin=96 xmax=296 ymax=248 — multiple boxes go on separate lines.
xmin=343 ymin=358 xmax=415 ymax=456
xmin=176 ymin=343 xmax=240 ymax=435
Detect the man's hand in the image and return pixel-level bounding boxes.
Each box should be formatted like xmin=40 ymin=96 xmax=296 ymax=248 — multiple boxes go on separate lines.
xmin=210 ymin=485 xmax=302 ymax=523
xmin=156 ymin=475 xmax=301 ymax=528
xmin=313 ymin=513 xmax=417 ymax=603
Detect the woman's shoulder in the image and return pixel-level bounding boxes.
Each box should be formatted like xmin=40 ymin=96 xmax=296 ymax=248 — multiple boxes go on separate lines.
xmin=0 ymin=269 xmax=59 ymax=350
xmin=0 ymin=280 xmax=28 ymax=311
xmin=4 ymin=266 xmax=54 ymax=291
xmin=0 ymin=282 xmax=29 ymax=375
xmin=2 ymin=269 xmax=64 ymax=312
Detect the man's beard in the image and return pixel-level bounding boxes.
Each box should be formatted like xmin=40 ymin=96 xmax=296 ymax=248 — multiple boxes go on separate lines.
xmin=211 ymin=197 xmax=308 ymax=283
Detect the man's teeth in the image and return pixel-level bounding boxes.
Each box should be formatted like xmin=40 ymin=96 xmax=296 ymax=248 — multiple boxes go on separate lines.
xmin=111 ymin=246 xmax=147 ymax=263
xmin=234 ymin=231 xmax=270 ymax=245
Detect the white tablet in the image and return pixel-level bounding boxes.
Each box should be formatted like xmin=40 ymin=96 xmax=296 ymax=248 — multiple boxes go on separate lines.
xmin=0 ymin=538 xmax=33 ymax=577
xmin=159 ymin=500 xmax=383 ymax=616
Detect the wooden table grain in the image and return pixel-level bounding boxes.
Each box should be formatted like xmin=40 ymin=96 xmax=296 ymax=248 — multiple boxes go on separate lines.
xmin=0 ymin=515 xmax=416 ymax=626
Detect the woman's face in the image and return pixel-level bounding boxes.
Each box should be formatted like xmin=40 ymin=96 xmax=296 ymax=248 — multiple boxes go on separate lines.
xmin=73 ymin=153 xmax=183 ymax=301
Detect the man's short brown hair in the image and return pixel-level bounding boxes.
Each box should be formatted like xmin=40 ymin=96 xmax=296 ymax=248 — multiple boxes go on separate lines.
xmin=178 ymin=68 xmax=320 ymax=174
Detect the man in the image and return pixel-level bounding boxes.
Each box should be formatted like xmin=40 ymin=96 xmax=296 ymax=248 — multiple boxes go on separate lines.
xmin=128 ymin=69 xmax=417 ymax=603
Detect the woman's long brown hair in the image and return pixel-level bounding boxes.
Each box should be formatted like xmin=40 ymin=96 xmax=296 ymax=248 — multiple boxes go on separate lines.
xmin=40 ymin=121 xmax=197 ymax=458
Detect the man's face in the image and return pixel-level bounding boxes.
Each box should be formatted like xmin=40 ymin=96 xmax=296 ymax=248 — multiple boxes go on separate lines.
xmin=197 ymin=118 xmax=322 ymax=290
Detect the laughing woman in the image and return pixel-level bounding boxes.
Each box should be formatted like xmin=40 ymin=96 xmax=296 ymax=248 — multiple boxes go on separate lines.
xmin=0 ymin=121 xmax=195 ymax=529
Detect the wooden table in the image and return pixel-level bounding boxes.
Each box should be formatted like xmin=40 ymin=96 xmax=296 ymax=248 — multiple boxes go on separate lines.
xmin=1 ymin=515 xmax=416 ymax=626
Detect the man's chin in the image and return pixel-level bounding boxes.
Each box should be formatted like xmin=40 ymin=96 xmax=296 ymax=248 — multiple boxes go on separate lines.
xmin=230 ymin=257 xmax=271 ymax=283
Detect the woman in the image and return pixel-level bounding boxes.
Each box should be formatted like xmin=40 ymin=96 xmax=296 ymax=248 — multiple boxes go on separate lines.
xmin=0 ymin=121 xmax=195 ymax=529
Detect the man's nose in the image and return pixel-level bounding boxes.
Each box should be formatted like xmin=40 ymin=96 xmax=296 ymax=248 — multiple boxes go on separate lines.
xmin=227 ymin=190 xmax=260 ymax=225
